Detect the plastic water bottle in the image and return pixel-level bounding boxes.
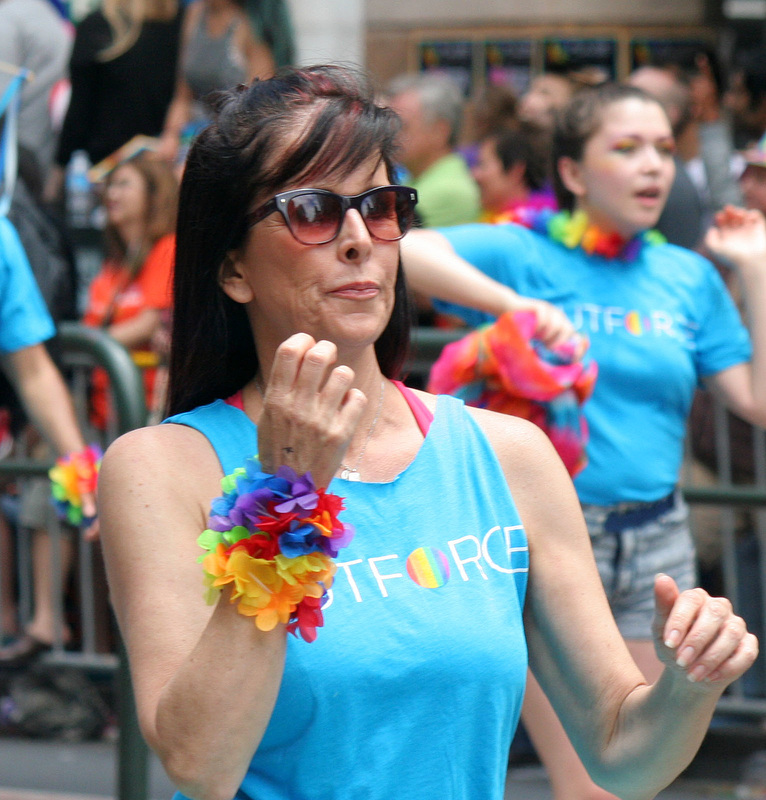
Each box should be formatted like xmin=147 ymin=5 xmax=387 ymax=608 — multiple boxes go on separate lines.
xmin=66 ymin=150 xmax=93 ymax=228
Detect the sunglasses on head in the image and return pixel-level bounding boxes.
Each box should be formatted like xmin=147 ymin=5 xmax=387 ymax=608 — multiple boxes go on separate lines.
xmin=246 ymin=185 xmax=418 ymax=245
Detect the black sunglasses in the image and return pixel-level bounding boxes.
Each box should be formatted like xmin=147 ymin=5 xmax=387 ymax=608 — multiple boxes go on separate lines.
xmin=246 ymin=185 xmax=418 ymax=245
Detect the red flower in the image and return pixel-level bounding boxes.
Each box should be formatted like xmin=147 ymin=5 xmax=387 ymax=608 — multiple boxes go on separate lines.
xmin=227 ymin=533 xmax=280 ymax=561
xmin=287 ymin=595 xmax=325 ymax=643
xmin=255 ymin=510 xmax=299 ymax=537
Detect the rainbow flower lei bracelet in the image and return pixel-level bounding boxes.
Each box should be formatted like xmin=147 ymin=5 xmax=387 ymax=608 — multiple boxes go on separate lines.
xmin=197 ymin=458 xmax=355 ymax=643
xmin=49 ymin=444 xmax=102 ymax=526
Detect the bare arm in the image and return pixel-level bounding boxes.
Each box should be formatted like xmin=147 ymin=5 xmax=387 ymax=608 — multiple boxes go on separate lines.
xmin=107 ymin=308 xmax=163 ymax=350
xmin=236 ymin=16 xmax=275 ymax=81
xmin=477 ymin=410 xmax=757 ymax=800
xmin=156 ymin=1 xmax=200 ymax=163
xmin=401 ymin=228 xmax=523 ymax=317
xmin=4 ymin=343 xmax=96 ymax=529
xmin=4 ymin=343 xmax=87 ymax=457
xmin=99 ymin=425 xmax=286 ymax=800
xmin=400 ymin=228 xmax=579 ymax=350
xmin=99 ymin=335 xmax=365 ymax=800
xmin=703 ymin=206 xmax=766 ymax=426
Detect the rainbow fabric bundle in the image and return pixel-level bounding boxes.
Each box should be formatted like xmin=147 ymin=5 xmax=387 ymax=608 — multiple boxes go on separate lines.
xmin=427 ymin=310 xmax=597 ymax=477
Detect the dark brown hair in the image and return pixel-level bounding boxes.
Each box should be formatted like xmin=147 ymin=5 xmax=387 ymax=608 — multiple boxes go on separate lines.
xmin=168 ymin=64 xmax=412 ymax=416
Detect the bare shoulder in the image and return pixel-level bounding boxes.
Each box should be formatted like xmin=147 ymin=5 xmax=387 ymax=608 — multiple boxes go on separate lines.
xmin=463 ymin=405 xmax=583 ymax=537
xmin=413 ymin=388 xmax=569 ymax=498
xmin=465 ymin=405 xmax=563 ymax=476
xmin=405 ymin=385 xmax=438 ymax=412
xmin=102 ymin=422 xmax=218 ymax=480
xmin=100 ymin=423 xmax=223 ymax=531
xmin=412 ymin=387 xmax=550 ymax=468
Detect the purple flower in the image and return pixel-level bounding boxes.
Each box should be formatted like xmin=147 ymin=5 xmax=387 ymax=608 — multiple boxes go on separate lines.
xmin=208 ymin=514 xmax=234 ymax=532
xmin=210 ymin=493 xmax=236 ymax=519
xmin=322 ymin=523 xmax=355 ymax=557
xmin=275 ymin=492 xmax=318 ymax=515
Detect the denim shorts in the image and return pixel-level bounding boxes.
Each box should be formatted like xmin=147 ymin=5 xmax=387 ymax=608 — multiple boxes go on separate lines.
xmin=581 ymin=492 xmax=697 ymax=640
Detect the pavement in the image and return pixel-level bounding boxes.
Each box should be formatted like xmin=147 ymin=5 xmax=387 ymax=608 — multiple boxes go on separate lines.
xmin=0 ymin=725 xmax=762 ymax=800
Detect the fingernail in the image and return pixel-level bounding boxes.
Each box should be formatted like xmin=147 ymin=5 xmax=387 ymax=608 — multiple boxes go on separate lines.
xmin=665 ymin=629 xmax=681 ymax=649
xmin=676 ymin=647 xmax=695 ymax=668
xmin=688 ymin=666 xmax=706 ymax=683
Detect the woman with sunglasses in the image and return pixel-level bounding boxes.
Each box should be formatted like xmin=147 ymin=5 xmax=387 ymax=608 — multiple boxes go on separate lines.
xmin=97 ymin=66 xmax=756 ymax=800
xmin=402 ymin=82 xmax=766 ymax=800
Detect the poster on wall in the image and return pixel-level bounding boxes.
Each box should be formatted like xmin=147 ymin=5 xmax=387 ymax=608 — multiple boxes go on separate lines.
xmin=418 ymin=40 xmax=475 ymax=96
xmin=543 ymin=37 xmax=617 ymax=81
xmin=484 ymin=40 xmax=534 ymax=96
xmin=629 ymin=39 xmax=711 ymax=72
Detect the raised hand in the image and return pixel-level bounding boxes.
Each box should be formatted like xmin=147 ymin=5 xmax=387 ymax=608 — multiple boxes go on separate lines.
xmin=704 ymin=206 xmax=766 ymax=272
xmin=653 ymin=573 xmax=758 ymax=687
xmin=256 ymin=333 xmax=368 ymax=488
xmin=511 ymin=296 xmax=589 ymax=359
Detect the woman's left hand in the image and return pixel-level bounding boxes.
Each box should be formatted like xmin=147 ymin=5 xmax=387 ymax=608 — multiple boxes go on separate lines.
xmin=256 ymin=333 xmax=368 ymax=488
xmin=653 ymin=573 xmax=758 ymax=687
xmin=704 ymin=206 xmax=766 ymax=272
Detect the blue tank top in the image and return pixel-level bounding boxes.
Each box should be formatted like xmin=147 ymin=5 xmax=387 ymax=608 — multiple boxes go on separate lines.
xmin=165 ymin=393 xmax=529 ymax=800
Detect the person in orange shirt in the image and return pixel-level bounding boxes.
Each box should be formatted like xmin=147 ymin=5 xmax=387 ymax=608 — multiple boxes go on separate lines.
xmin=0 ymin=153 xmax=177 ymax=666
xmin=83 ymin=151 xmax=177 ymax=428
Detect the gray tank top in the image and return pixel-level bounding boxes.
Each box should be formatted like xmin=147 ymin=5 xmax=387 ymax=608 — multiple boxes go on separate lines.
xmin=183 ymin=9 xmax=248 ymax=109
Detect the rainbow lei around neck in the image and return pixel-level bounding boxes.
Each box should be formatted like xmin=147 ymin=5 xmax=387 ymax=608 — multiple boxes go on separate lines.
xmin=507 ymin=207 xmax=665 ymax=261
xmin=197 ymin=458 xmax=354 ymax=643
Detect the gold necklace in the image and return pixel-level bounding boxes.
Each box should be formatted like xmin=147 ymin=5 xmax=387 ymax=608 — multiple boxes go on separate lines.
xmin=339 ymin=379 xmax=385 ymax=481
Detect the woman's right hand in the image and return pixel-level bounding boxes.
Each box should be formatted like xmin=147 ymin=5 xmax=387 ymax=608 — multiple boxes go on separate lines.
xmin=256 ymin=334 xmax=368 ymax=487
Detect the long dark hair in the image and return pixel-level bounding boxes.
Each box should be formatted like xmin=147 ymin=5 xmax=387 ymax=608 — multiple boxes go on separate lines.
xmin=168 ymin=64 xmax=412 ymax=416
xmin=552 ymin=83 xmax=667 ymax=211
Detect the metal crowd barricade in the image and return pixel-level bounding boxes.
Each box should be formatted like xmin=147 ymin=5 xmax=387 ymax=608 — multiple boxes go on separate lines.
xmin=0 ymin=322 xmax=149 ymax=800
xmin=682 ymin=402 xmax=766 ymax=719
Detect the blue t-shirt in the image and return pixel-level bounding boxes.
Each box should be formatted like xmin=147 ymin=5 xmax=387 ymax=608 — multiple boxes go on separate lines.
xmin=0 ymin=217 xmax=55 ymax=353
xmin=435 ymin=223 xmax=751 ymax=505
xmin=165 ymin=394 xmax=529 ymax=800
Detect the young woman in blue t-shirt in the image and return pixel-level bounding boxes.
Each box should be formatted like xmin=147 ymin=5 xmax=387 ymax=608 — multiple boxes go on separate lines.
xmin=402 ymin=82 xmax=766 ymax=800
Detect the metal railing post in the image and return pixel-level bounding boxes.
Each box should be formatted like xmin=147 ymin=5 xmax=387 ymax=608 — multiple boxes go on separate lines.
xmin=56 ymin=323 xmax=150 ymax=800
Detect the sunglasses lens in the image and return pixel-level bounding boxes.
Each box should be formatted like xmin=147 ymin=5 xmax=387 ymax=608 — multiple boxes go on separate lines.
xmin=286 ymin=193 xmax=343 ymax=244
xmin=361 ymin=188 xmax=414 ymax=241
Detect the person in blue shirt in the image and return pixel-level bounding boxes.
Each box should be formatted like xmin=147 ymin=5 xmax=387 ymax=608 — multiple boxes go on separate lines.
xmin=98 ymin=68 xmax=757 ymax=800
xmin=0 ymin=212 xmax=97 ymax=658
xmin=401 ymin=81 xmax=766 ymax=800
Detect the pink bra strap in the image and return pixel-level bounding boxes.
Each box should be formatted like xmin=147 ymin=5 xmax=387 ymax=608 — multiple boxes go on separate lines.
xmin=226 ymin=383 xmax=434 ymax=436
xmin=392 ymin=380 xmax=433 ymax=436
xmin=225 ymin=389 xmax=245 ymax=410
